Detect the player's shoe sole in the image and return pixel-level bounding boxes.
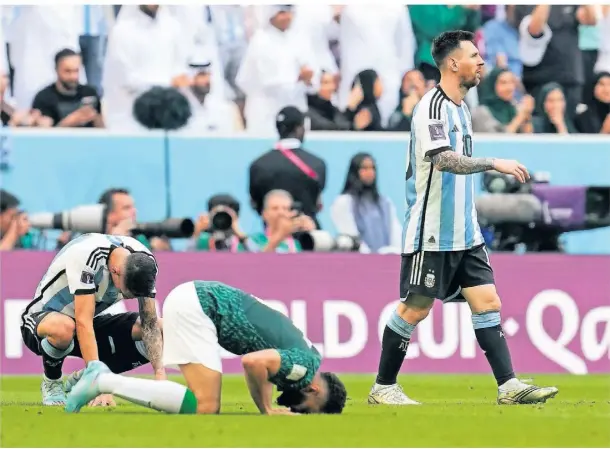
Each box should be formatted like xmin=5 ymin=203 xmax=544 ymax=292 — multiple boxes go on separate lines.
xmin=65 ymin=364 xmax=109 ymax=413
xmin=497 ymin=385 xmax=559 ymax=405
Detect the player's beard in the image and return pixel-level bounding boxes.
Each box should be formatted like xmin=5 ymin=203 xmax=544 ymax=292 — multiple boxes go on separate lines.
xmin=460 ymin=75 xmax=479 ymax=91
xmin=277 ymin=389 xmax=306 ymax=412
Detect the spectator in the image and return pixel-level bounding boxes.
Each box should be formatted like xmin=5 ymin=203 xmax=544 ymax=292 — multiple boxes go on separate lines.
xmin=307 ymin=71 xmax=351 ymax=131
xmin=236 ymin=5 xmax=318 ymax=135
xmin=338 ymin=5 xmax=415 ymax=126
xmin=482 ymin=6 xmax=522 ymax=77
xmin=102 ymin=5 xmax=189 ymax=130
xmin=249 ymin=106 xmax=326 ymax=228
xmin=182 ymin=60 xmax=244 ymax=133
xmin=208 ymin=5 xmax=250 ymax=106
xmin=191 ymin=194 xmax=250 ymax=253
xmin=77 ymin=5 xmax=110 ymax=95
xmin=0 ymin=189 xmax=32 ymax=251
xmin=532 ymin=82 xmax=578 ymax=134
xmin=32 ymin=49 xmax=103 ymax=128
xmin=594 ymin=6 xmax=610 ymax=74
xmin=291 ymin=5 xmax=340 ymax=77
xmin=9 ymin=6 xmax=83 ymax=111
xmin=330 ymin=153 xmax=401 ymax=254
xmin=249 ymin=189 xmax=316 ymax=253
xmin=387 ymin=70 xmax=426 ymax=132
xmin=1 ymin=70 xmax=51 ymax=127
xmin=472 ymin=67 xmax=534 ymax=133
xmin=515 ymin=5 xmax=598 ymax=118
xmin=409 ymin=5 xmax=481 ymax=82
xmin=575 ymin=72 xmax=610 ymax=134
xmin=344 ymin=70 xmax=384 ymax=132
xmin=167 ymin=6 xmax=227 ymax=102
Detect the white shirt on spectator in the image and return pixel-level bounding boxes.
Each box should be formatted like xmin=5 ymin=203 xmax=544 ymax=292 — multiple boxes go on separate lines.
xmin=8 ymin=6 xmax=83 ymax=110
xmin=181 ymin=89 xmax=242 ymax=133
xmin=236 ymin=8 xmax=319 ymax=135
xmin=338 ymin=5 xmax=415 ymax=127
xmin=102 ymin=6 xmax=188 ymax=130
xmin=290 ymin=5 xmax=339 ymax=75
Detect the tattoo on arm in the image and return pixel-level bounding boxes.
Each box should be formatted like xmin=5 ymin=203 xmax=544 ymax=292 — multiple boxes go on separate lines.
xmin=137 ymin=297 xmax=164 ymax=374
xmin=430 ymin=151 xmax=495 ymax=175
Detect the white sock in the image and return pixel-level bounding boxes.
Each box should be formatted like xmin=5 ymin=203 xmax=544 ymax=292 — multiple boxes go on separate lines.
xmin=97 ymin=373 xmax=197 ymax=414
xmin=499 ymin=378 xmax=521 ymax=391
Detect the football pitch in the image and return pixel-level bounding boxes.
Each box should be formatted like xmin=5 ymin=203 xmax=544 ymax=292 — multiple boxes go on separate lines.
xmin=1 ymin=374 xmax=609 ymax=448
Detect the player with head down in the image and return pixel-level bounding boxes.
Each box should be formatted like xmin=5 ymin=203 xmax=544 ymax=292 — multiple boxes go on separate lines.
xmin=369 ymin=31 xmax=559 ymax=406
xmin=66 ymin=280 xmax=347 ymax=415
xmin=20 ymin=233 xmax=163 ymax=406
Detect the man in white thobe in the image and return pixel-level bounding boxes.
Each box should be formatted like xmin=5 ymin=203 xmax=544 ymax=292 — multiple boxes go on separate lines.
xmin=338 ymin=5 xmax=416 ymax=126
xmin=236 ymin=5 xmax=319 ymax=135
xmin=167 ymin=5 xmax=227 ymax=101
xmin=7 ymin=6 xmax=83 ymax=110
xmin=102 ymin=5 xmax=189 ymax=131
xmin=291 ymin=5 xmax=340 ymax=76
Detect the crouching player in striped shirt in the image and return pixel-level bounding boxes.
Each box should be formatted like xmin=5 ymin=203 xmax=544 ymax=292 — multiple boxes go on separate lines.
xmin=65 ymin=281 xmax=347 ymax=415
xmin=369 ymin=31 xmax=558 ymax=406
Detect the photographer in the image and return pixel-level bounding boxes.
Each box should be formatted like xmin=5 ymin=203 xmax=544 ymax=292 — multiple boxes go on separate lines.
xmin=192 ymin=194 xmax=250 ymax=253
xmin=56 ymin=188 xmax=169 ymax=251
xmin=250 ymin=190 xmax=316 ymax=253
xmin=0 ymin=189 xmax=33 ymax=250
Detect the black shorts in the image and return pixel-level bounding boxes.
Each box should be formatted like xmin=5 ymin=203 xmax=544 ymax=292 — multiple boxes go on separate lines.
xmin=21 ymin=311 xmax=149 ymax=374
xmin=399 ymin=244 xmax=495 ymax=302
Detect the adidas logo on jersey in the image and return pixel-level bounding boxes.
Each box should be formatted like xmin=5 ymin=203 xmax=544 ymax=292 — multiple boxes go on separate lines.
xmin=452 ymin=125 xmax=459 ymax=132
xmin=428 ymin=236 xmax=436 ymax=244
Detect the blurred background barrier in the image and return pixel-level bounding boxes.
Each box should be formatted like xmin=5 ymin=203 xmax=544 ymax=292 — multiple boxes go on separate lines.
xmin=2 ymin=128 xmax=610 ymax=254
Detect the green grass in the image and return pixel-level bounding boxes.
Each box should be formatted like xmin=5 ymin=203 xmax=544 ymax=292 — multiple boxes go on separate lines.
xmin=1 ymin=374 xmax=609 ymax=448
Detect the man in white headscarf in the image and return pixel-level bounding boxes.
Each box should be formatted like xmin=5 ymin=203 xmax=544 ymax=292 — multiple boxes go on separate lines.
xmin=102 ymin=5 xmax=190 ymax=130
xmin=338 ymin=4 xmax=416 ymax=126
xmin=7 ymin=6 xmax=83 ymax=110
xmin=236 ymin=5 xmax=319 ymax=135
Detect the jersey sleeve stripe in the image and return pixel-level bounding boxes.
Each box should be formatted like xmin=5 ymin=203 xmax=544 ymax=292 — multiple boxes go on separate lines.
xmin=86 ymin=247 xmax=110 ymax=269
xmin=20 ymin=269 xmax=67 ymax=322
xmin=428 ymin=89 xmax=441 ymax=120
xmin=435 ymin=97 xmax=445 ymax=123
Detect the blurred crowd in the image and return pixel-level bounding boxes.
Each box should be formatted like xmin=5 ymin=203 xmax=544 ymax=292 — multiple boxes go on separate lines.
xmin=0 ymin=4 xmax=609 ymax=135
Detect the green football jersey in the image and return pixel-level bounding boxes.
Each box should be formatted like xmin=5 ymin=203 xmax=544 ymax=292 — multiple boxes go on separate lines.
xmin=194 ymin=281 xmax=321 ymax=391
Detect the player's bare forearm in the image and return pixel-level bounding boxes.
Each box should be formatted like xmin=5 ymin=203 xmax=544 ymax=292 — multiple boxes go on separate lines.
xmin=75 ymin=321 xmax=99 ymax=363
xmin=138 ymin=297 xmax=165 ymax=377
xmin=74 ymin=294 xmax=98 ymax=363
xmin=431 ymin=151 xmax=495 ymax=175
xmin=242 ymin=353 xmax=276 ymax=414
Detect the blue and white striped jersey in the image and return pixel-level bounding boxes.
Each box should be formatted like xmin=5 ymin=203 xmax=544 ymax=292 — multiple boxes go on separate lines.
xmin=402 ymin=86 xmax=485 ymax=254
xmin=22 ymin=233 xmax=157 ymax=321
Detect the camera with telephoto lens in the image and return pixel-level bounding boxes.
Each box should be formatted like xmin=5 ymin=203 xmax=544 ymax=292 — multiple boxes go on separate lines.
xmin=476 ymin=172 xmax=610 ymax=252
xmin=289 ymin=202 xmax=360 ymax=252
xmin=28 ymin=204 xmax=195 ymax=238
xmin=209 ymin=207 xmax=233 ymax=232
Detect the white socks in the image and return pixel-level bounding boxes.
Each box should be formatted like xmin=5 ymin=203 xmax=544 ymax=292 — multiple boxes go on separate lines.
xmin=97 ymin=373 xmax=197 ymax=414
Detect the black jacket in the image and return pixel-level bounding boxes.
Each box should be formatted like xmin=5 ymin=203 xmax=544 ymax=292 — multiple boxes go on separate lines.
xmin=249 ymin=140 xmax=327 ymax=227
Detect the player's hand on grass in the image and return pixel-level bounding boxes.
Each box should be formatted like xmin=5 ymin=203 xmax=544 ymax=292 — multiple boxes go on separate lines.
xmin=492 ymin=159 xmax=530 ymax=183
xmin=88 ymin=394 xmax=116 ymax=407
xmin=266 ymin=408 xmax=298 ymax=415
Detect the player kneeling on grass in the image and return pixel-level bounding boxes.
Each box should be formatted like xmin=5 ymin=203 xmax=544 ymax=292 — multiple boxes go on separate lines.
xmin=20 ymin=233 xmax=164 ymax=407
xmin=66 ymin=281 xmax=347 ymax=415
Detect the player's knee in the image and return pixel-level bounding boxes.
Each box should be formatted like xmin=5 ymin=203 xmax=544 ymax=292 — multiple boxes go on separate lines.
xmin=474 ymin=293 xmax=502 ymax=313
xmin=44 ymin=317 xmax=75 ymax=344
xmin=397 ymin=299 xmax=433 ymax=324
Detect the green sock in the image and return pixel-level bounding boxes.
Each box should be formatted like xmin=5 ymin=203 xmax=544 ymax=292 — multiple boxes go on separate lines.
xmin=179 ymin=389 xmax=197 ymax=414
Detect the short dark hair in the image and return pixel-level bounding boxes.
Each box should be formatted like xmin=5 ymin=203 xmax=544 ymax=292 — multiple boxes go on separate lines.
xmin=123 ymin=252 xmax=157 ymax=297
xmin=0 ymin=189 xmax=20 ymax=213
xmin=99 ymin=188 xmax=130 ymax=212
xmin=55 ymin=48 xmax=80 ymax=67
xmin=320 ymin=372 xmax=347 ymax=414
xmin=207 ymin=193 xmax=240 ymax=215
xmin=431 ymin=30 xmax=476 ymax=69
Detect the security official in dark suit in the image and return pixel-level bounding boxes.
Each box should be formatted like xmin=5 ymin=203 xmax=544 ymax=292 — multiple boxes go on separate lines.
xmin=249 ymin=106 xmax=327 ymax=228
